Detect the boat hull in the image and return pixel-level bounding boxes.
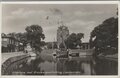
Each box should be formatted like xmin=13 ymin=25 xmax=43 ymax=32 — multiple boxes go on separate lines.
xmin=28 ymin=52 xmax=36 ymax=57
xmin=69 ymin=49 xmax=94 ymax=56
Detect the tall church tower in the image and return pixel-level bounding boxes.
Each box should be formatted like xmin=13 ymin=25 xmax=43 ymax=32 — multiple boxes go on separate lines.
xmin=57 ymin=25 xmax=69 ymax=49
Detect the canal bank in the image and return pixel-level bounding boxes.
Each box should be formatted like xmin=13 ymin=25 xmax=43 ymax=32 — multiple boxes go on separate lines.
xmin=2 ymin=52 xmax=30 ymax=75
xmin=2 ymin=52 xmax=29 ymax=64
xmin=1 ymin=50 xmax=118 ymax=75
xmin=98 ymin=53 xmax=118 ymax=62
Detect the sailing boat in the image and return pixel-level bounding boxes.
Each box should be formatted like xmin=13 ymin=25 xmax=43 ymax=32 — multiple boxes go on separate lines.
xmin=55 ymin=26 xmax=69 ymax=58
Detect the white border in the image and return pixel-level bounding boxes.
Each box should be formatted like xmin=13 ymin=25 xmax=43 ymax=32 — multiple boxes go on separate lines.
xmin=0 ymin=1 xmax=120 ymax=78
xmin=0 ymin=1 xmax=2 ymax=77
xmin=1 ymin=1 xmax=119 ymax=4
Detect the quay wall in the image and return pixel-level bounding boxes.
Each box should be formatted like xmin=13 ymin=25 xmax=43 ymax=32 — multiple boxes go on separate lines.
xmin=2 ymin=55 xmax=30 ymax=75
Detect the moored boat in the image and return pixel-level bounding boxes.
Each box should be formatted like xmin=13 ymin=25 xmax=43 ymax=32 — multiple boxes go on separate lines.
xmin=55 ymin=49 xmax=69 ymax=58
xmin=28 ymin=52 xmax=36 ymax=57
xmin=68 ymin=49 xmax=94 ymax=56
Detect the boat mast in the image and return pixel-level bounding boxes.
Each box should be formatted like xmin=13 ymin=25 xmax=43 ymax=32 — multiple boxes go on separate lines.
xmin=61 ymin=32 xmax=67 ymax=50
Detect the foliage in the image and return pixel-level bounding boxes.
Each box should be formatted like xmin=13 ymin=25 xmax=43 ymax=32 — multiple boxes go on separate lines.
xmin=90 ymin=17 xmax=118 ymax=55
xmin=15 ymin=32 xmax=27 ymax=46
xmin=40 ymin=41 xmax=46 ymax=47
xmin=2 ymin=25 xmax=45 ymax=52
xmin=65 ymin=33 xmax=84 ymax=49
xmin=47 ymin=43 xmax=52 ymax=49
xmin=47 ymin=42 xmax=57 ymax=49
xmin=53 ymin=42 xmax=58 ymax=49
xmin=25 ymin=25 xmax=45 ymax=51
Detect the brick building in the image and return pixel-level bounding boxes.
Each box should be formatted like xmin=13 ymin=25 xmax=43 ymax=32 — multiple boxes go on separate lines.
xmin=1 ymin=33 xmax=23 ymax=52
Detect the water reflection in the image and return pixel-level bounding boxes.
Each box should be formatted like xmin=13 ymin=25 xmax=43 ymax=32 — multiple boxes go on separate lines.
xmin=94 ymin=57 xmax=118 ymax=75
xmin=2 ymin=52 xmax=118 ymax=75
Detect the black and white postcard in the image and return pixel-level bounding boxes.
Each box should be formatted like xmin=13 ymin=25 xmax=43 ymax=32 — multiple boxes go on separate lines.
xmin=0 ymin=0 xmax=119 ymax=77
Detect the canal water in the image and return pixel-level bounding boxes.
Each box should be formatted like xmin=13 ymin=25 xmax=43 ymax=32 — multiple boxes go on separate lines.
xmin=2 ymin=52 xmax=118 ymax=75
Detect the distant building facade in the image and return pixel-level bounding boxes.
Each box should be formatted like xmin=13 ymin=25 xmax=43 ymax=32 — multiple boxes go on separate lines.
xmin=57 ymin=25 xmax=69 ymax=48
xmin=80 ymin=42 xmax=90 ymax=50
xmin=1 ymin=33 xmax=23 ymax=52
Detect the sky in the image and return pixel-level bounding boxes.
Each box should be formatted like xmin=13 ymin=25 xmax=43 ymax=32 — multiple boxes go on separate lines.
xmin=2 ymin=4 xmax=117 ymax=42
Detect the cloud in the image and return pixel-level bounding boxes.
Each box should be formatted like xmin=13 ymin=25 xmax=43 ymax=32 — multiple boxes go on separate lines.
xmin=50 ymin=8 xmax=63 ymax=15
xmin=6 ymin=8 xmax=50 ymax=20
xmin=3 ymin=8 xmax=61 ymax=32
xmin=67 ymin=20 xmax=95 ymax=26
xmin=43 ymin=25 xmax=58 ymax=42
xmin=42 ymin=19 xmax=96 ymax=42
xmin=74 ymin=11 xmax=105 ymax=17
xmin=2 ymin=4 xmax=117 ymax=42
xmin=65 ymin=20 xmax=97 ymax=42
xmin=11 ymin=8 xmax=24 ymax=15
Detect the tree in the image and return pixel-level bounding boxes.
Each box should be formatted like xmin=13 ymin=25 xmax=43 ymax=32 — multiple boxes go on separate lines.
xmin=25 ymin=25 xmax=45 ymax=52
xmin=40 ymin=41 xmax=46 ymax=47
xmin=65 ymin=33 xmax=84 ymax=49
xmin=7 ymin=32 xmax=16 ymax=39
xmin=15 ymin=32 xmax=27 ymax=46
xmin=76 ymin=33 xmax=84 ymax=46
xmin=47 ymin=43 xmax=52 ymax=49
xmin=47 ymin=42 xmax=57 ymax=49
xmin=53 ymin=42 xmax=58 ymax=49
xmin=90 ymin=17 xmax=118 ymax=56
